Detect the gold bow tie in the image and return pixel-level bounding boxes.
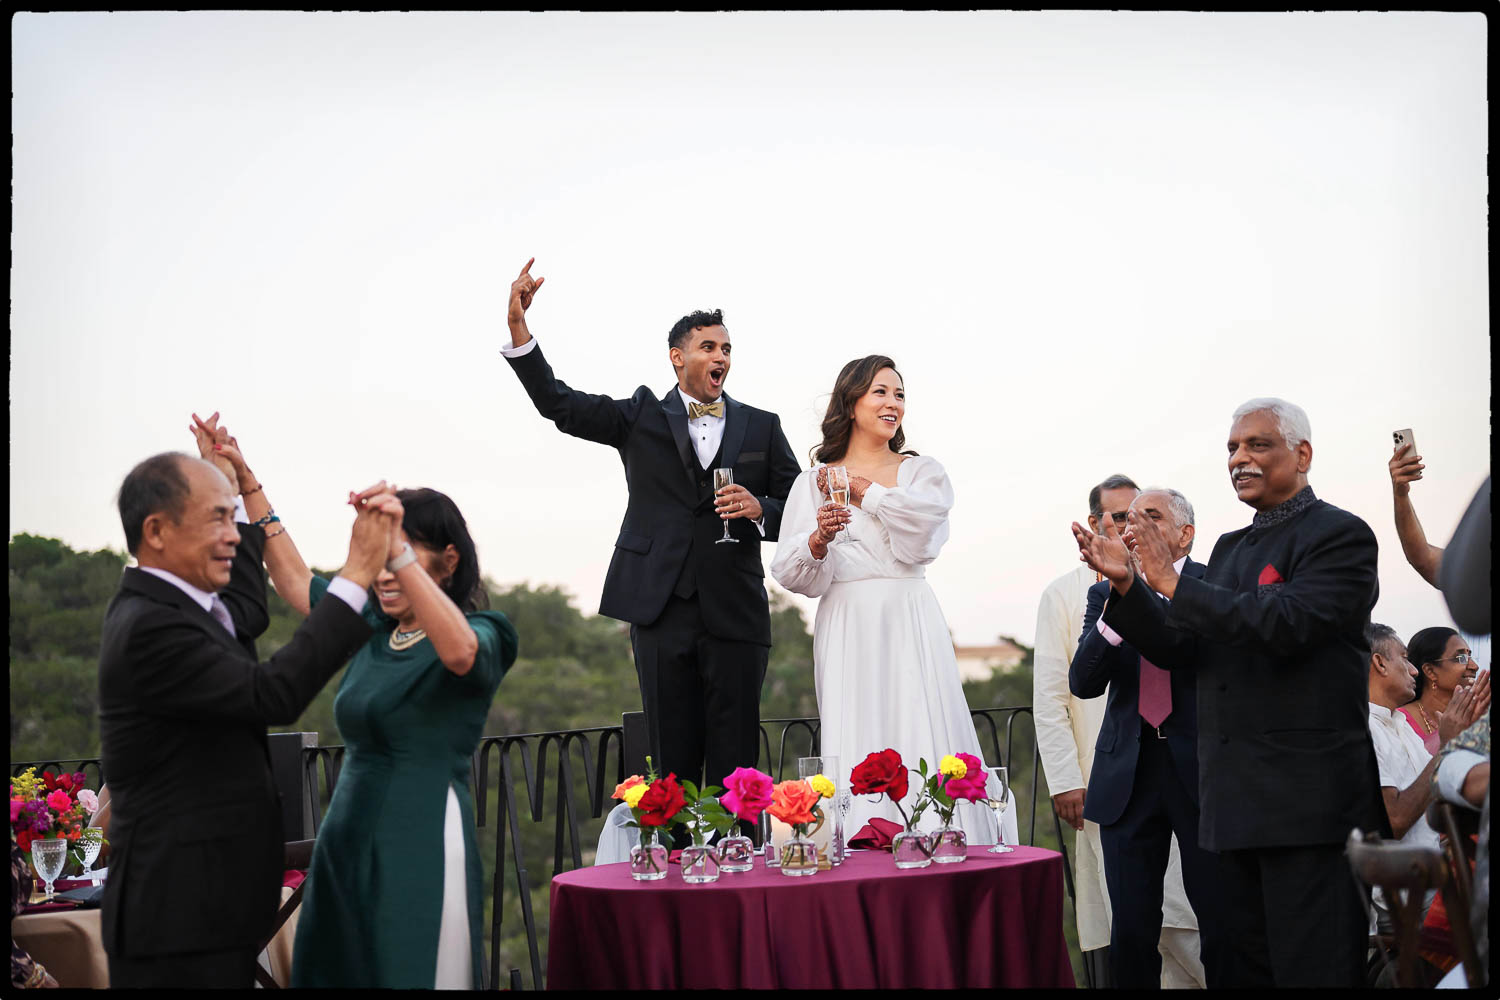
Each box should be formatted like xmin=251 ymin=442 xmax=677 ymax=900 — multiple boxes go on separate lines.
xmin=688 ymin=400 xmax=725 ymax=419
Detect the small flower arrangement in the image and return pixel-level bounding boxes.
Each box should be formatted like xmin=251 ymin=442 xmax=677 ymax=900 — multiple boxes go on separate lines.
xmin=10 ymin=768 xmax=99 ymax=870
xmin=925 ymin=753 xmax=988 ymax=825
xmin=718 ymin=766 xmax=775 ymax=825
xmin=612 ymin=756 xmax=686 ymax=872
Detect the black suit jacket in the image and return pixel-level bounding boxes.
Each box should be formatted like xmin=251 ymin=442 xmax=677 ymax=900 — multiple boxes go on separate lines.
xmin=1070 ymin=559 xmax=1205 ymax=827
xmin=1101 ymin=495 xmax=1389 ymax=852
xmin=507 ymin=342 xmax=801 ymax=645
xmin=97 ymin=526 xmax=371 ymax=958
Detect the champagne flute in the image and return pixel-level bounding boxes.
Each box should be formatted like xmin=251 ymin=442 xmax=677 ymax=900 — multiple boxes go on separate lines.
xmin=825 ymin=465 xmax=856 ymax=543
xmin=985 ymin=766 xmax=1014 ymax=854
xmin=713 ymin=468 xmax=739 ymax=544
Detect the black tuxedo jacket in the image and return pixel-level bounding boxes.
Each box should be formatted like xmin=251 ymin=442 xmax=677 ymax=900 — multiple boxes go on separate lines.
xmin=507 ymin=342 xmax=800 ymax=645
xmin=1070 ymin=559 xmax=1205 ymax=827
xmin=1101 ymin=495 xmax=1389 ymax=852
xmin=97 ymin=526 xmax=371 ymax=959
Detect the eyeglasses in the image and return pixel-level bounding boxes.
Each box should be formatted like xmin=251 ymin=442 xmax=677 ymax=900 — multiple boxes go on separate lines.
xmin=1092 ymin=512 xmax=1130 ymax=525
xmin=1429 ymin=653 xmax=1476 ymax=667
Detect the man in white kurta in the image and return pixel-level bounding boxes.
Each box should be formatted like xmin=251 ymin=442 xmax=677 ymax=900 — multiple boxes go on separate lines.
xmin=1035 ymin=482 xmax=1205 ymax=987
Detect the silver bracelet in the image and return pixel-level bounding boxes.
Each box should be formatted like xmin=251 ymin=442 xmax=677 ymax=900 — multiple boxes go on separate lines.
xmin=386 ymin=543 xmax=418 ymax=573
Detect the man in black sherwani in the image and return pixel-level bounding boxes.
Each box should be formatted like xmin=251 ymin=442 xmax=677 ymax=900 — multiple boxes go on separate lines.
xmin=1071 ymin=397 xmax=1387 ymax=987
xmin=498 ymin=259 xmax=800 ymax=819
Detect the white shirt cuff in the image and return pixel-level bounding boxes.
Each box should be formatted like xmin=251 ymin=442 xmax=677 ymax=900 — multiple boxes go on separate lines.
xmin=1095 ymin=616 xmax=1125 ymax=647
xmin=327 ymin=575 xmax=369 ymax=615
xmin=1436 ymin=748 xmax=1486 ymax=806
xmin=861 ymin=482 xmax=888 ymax=515
xmin=234 ymin=496 xmax=249 ymax=525
xmin=754 ymin=515 xmax=766 ymax=537
xmin=499 ymin=337 xmax=539 ymax=358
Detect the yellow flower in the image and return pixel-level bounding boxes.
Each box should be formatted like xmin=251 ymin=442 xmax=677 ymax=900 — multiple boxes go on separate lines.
xmin=939 ymin=755 xmax=967 ymax=779
xmin=623 ymin=783 xmax=650 ymax=809
xmin=809 ymin=774 xmax=835 ymax=799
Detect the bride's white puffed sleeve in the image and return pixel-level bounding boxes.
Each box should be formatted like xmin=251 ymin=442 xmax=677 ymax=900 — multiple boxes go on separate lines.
xmin=861 ymin=456 xmax=953 ymax=565
xmin=770 ymin=469 xmax=836 ymax=598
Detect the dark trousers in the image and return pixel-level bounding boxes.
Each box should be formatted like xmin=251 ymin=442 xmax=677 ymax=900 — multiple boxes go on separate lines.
xmin=108 ymin=947 xmax=259 ymax=988
xmin=631 ymin=594 xmax=768 ymax=839
xmin=1099 ymin=725 xmax=1229 ymax=989
xmin=1217 ymin=841 xmax=1371 ymax=987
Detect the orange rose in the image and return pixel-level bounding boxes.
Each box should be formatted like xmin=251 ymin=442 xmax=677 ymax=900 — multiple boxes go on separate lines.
xmin=612 ymin=775 xmax=645 ymax=800
xmin=767 ymin=780 xmax=821 ymax=827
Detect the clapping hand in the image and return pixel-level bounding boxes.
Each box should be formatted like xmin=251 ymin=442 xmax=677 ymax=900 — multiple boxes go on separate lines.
xmin=1388 ymin=441 xmax=1424 ymax=497
xmin=349 ymin=481 xmax=406 ymax=562
xmin=342 ymin=481 xmax=403 ymax=587
xmin=1126 ymin=509 xmax=1181 ymax=600
xmin=1437 ymin=670 xmax=1492 ymax=746
xmin=1071 ymin=515 xmax=1134 ymax=591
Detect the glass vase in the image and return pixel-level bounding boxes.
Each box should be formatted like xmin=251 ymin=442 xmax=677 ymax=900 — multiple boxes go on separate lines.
xmin=680 ymin=838 xmax=722 ymax=884
xmin=779 ymin=833 xmax=819 ymax=877
xmin=931 ymin=818 xmax=967 ymax=864
xmin=718 ymin=832 xmax=755 ymax=873
xmin=629 ymin=829 xmax=668 ymax=881
xmin=892 ymin=827 xmax=933 ymax=869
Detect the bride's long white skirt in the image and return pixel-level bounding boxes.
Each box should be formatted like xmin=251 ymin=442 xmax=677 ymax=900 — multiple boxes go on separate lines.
xmin=814 ymin=577 xmax=1016 ymax=846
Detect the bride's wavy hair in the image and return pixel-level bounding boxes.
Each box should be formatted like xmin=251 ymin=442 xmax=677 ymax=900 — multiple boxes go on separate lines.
xmin=810 ymin=355 xmax=918 ymax=466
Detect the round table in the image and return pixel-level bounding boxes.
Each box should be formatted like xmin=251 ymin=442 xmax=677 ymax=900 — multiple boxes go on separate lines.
xmin=546 ymin=845 xmax=1075 ymax=989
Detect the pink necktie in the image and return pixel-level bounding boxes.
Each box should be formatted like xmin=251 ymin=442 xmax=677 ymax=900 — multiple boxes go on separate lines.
xmin=1138 ymin=656 xmax=1172 ymax=728
xmin=209 ymin=595 xmax=236 ymax=638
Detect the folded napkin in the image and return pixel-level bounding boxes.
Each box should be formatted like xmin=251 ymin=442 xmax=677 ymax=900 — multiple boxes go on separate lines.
xmin=848 ymin=817 xmax=904 ymax=852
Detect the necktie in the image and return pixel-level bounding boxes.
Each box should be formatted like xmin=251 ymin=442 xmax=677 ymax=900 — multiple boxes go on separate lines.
xmin=208 ymin=595 xmax=236 ymax=638
xmin=1138 ymin=656 xmax=1172 ymax=728
xmin=688 ymin=400 xmax=724 ymax=419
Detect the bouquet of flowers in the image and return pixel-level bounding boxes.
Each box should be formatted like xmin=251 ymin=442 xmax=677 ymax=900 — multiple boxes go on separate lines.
xmin=612 ymin=756 xmax=685 ymax=877
xmin=10 ymin=768 xmax=99 ymax=871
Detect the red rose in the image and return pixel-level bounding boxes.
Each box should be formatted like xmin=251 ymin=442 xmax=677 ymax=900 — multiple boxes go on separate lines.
xmin=17 ymin=829 xmax=33 ymax=852
xmin=636 ymin=773 xmax=686 ymax=827
xmin=851 ymin=748 xmax=909 ymax=802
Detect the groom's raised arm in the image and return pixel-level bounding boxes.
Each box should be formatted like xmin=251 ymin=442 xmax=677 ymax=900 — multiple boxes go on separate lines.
xmin=502 ymin=257 xmax=636 ymax=448
xmin=756 ymin=417 xmax=801 ymax=542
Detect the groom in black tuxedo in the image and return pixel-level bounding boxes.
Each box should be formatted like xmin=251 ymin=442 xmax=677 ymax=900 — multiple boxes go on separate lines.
xmin=500 ymin=259 xmax=800 ymax=815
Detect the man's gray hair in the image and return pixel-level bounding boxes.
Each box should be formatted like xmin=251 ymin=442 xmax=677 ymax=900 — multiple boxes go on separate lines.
xmin=1140 ymin=487 xmax=1196 ymax=553
xmin=1232 ymin=397 xmax=1311 ymax=450
xmin=1363 ymin=621 xmax=1400 ymax=660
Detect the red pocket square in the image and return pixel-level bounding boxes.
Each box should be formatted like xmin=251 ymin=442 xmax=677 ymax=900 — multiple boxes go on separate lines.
xmin=1258 ymin=564 xmax=1284 ymax=586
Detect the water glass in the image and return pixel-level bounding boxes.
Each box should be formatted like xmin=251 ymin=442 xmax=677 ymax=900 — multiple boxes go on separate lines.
xmin=31 ymin=838 xmax=68 ymax=901
xmin=79 ymin=828 xmax=104 ymax=883
xmin=759 ymin=811 xmax=779 ymax=868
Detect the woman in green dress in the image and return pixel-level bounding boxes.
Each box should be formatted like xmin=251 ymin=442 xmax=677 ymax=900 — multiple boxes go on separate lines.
xmin=189 ymin=417 xmax=517 ymax=988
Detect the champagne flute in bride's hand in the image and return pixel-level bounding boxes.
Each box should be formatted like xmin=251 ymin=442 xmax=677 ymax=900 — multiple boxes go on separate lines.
xmin=985 ymin=766 xmax=1014 ymax=853
xmin=714 ymin=468 xmax=739 ymax=544
xmin=825 ymin=465 xmax=856 ymax=543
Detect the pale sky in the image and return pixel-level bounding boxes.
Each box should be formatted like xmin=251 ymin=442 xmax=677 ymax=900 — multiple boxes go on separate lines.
xmin=11 ymin=11 xmax=1490 ymax=652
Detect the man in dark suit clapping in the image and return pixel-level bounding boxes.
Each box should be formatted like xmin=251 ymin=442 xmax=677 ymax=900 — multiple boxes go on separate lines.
xmin=1072 ymin=398 xmax=1386 ymax=987
xmin=1069 ymin=488 xmax=1226 ymax=988
xmin=500 ymin=259 xmax=800 ymax=821
xmin=99 ymin=453 xmax=393 ymax=987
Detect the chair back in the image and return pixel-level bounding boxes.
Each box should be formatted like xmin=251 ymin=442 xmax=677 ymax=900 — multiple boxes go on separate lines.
xmin=1423 ymin=801 xmax=1484 ymax=988
xmin=1345 ymin=828 xmax=1447 ymax=988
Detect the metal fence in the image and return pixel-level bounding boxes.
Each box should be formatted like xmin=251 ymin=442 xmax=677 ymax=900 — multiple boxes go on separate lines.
xmin=13 ymin=704 xmax=1067 ymax=990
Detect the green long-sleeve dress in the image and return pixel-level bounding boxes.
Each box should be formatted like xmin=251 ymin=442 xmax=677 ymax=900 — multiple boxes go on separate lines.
xmin=291 ymin=576 xmax=518 ymax=987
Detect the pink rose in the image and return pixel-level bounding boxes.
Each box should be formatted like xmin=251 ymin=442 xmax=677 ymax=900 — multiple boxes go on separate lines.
xmin=943 ymin=752 xmax=989 ymax=803
xmin=46 ymin=789 xmax=73 ymax=813
xmin=719 ymin=766 xmax=775 ymax=822
xmin=77 ymin=789 xmax=99 ymax=815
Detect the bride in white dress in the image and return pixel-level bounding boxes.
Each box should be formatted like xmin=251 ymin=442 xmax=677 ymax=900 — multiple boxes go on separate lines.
xmin=770 ymin=356 xmax=1013 ymax=846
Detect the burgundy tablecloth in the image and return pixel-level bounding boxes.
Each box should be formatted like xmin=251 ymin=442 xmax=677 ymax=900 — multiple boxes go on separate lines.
xmin=547 ymin=846 xmax=1075 ymax=989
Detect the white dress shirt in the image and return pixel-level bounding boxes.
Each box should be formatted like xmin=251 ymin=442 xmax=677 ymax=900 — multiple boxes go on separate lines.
xmin=1367 ymin=703 xmax=1441 ymax=851
xmin=1096 ymin=556 xmax=1189 ymax=647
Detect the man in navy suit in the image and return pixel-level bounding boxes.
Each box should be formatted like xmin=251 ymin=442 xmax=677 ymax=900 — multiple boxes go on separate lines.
xmin=499 ymin=259 xmax=800 ymax=818
xmin=1069 ymin=488 xmax=1226 ymax=988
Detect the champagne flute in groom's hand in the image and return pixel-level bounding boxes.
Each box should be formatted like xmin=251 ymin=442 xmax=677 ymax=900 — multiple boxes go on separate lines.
xmin=714 ymin=468 xmax=739 ymax=544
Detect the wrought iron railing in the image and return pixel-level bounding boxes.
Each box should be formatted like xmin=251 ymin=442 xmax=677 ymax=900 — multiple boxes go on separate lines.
xmin=13 ymin=705 xmax=1065 ymax=991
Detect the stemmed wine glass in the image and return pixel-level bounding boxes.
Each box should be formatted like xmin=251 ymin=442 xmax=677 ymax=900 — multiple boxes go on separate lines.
xmin=31 ymin=838 xmax=67 ymax=902
xmin=985 ymin=766 xmax=1014 ymax=854
xmin=79 ymin=828 xmax=104 ymax=884
xmin=713 ymin=468 xmax=739 ymax=545
xmin=825 ymin=465 xmax=856 ymax=543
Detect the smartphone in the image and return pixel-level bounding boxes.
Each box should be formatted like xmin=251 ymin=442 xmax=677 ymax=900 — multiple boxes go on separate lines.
xmin=1392 ymin=428 xmax=1416 ymax=455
